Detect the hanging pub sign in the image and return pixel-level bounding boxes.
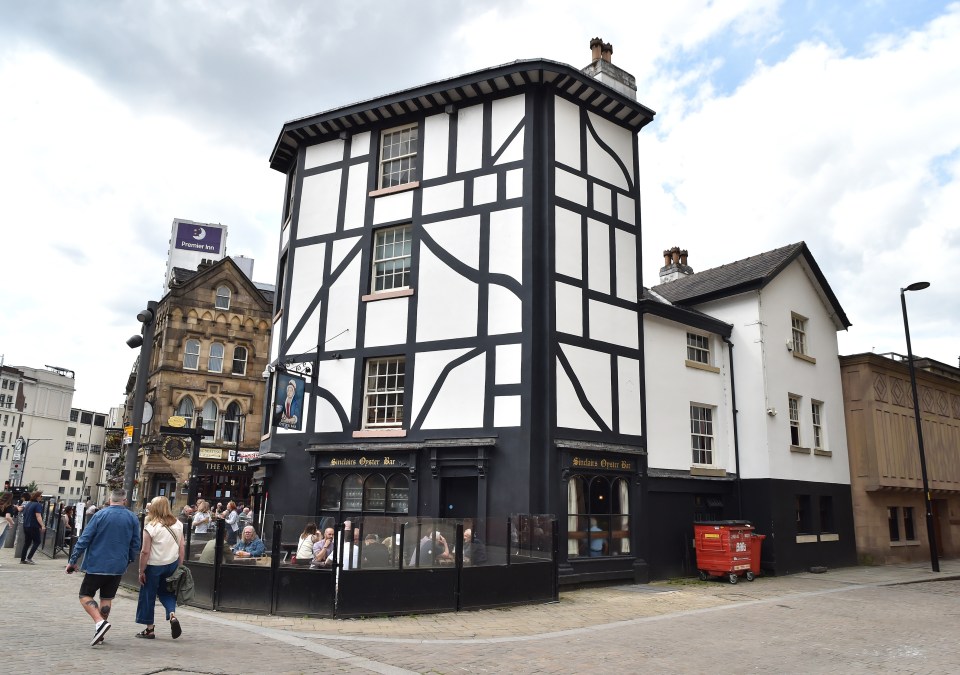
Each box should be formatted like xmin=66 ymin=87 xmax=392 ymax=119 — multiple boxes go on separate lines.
xmin=272 ymin=372 xmax=305 ymax=431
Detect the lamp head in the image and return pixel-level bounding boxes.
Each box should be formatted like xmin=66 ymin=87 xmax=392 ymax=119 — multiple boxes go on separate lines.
xmin=126 ymin=335 xmax=144 ymax=349
xmin=903 ymin=281 xmax=930 ymax=293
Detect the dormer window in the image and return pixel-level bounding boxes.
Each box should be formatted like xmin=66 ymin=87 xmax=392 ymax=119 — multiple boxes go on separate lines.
xmin=216 ymin=285 xmax=231 ymax=310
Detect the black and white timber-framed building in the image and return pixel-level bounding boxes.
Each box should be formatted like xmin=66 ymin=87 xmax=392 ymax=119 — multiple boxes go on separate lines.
xmin=256 ymin=41 xmax=657 ymax=583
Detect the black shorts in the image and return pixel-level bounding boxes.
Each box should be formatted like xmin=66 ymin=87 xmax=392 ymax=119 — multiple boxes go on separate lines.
xmin=78 ymin=573 xmax=122 ymax=600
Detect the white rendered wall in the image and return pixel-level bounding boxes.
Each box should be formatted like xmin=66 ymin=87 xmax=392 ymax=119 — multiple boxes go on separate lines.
xmin=643 ymin=315 xmax=732 ymax=472
xmin=686 ymin=260 xmax=850 ymax=485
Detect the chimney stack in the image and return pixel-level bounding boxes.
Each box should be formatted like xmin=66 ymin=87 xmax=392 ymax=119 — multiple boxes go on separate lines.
xmin=581 ymin=36 xmax=636 ymax=100
xmin=659 ymin=246 xmax=694 ymax=283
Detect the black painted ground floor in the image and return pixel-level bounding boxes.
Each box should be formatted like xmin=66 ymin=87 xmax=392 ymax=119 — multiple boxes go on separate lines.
xmin=252 ymin=434 xmax=856 ymax=584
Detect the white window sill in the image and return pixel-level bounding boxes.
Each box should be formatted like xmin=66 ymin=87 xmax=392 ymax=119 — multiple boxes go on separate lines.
xmin=684 ymin=360 xmax=720 ymax=374
xmin=361 ymin=288 xmax=415 ymax=302
xmin=790 ymin=445 xmax=811 ymax=454
xmin=813 ymin=448 xmax=832 ymax=457
xmin=353 ymin=428 xmax=407 ymax=438
xmin=792 ymin=352 xmax=817 ymax=365
xmin=368 ymin=181 xmax=420 ymax=198
xmin=890 ymin=540 xmax=921 ymax=547
xmin=819 ymin=533 xmax=839 ymax=542
xmin=795 ymin=534 xmax=818 ymax=543
xmin=689 ymin=465 xmax=726 ymax=477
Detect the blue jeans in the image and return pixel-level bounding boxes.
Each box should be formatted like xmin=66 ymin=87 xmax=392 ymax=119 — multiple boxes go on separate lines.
xmin=136 ymin=560 xmax=179 ymax=625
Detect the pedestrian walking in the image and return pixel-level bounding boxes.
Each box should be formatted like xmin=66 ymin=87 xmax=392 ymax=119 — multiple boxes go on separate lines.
xmin=0 ymin=492 xmax=17 ymax=565
xmin=135 ymin=496 xmax=185 ymax=640
xmin=19 ymin=490 xmax=45 ymax=564
xmin=65 ymin=489 xmax=141 ymax=646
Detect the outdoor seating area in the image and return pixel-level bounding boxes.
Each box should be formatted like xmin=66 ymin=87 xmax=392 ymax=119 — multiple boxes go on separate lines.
xmin=121 ymin=513 xmax=558 ymax=618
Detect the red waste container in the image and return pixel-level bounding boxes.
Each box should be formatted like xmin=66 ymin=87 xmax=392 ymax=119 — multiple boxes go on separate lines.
xmin=694 ymin=520 xmax=763 ymax=584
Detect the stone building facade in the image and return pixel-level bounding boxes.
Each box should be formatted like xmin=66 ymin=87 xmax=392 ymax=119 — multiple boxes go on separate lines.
xmin=840 ymin=352 xmax=960 ymax=564
xmin=125 ymin=256 xmax=273 ymax=512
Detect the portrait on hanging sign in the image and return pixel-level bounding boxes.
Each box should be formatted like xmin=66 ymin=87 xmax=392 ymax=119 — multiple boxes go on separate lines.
xmin=273 ymin=373 xmax=305 ymax=431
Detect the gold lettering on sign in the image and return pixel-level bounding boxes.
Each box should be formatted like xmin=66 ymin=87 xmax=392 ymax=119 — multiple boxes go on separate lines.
xmin=571 ymin=456 xmax=632 ymax=471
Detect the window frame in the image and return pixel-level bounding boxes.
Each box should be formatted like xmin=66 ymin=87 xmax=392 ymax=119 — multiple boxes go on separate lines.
xmin=184 ymin=339 xmax=201 ymax=370
xmin=791 ymin=313 xmax=808 ymax=355
xmin=362 ymin=357 xmax=406 ymax=429
xmin=902 ymin=506 xmax=916 ymax=541
xmin=888 ymin=506 xmax=900 ymax=542
xmin=686 ymin=333 xmax=711 ymax=365
xmin=200 ymin=399 xmax=218 ymax=436
xmin=690 ymin=404 xmax=715 ymax=465
xmin=222 ymin=401 xmax=242 ymax=443
xmin=232 ymin=346 xmax=248 ymax=376
xmin=371 ymin=224 xmax=413 ymax=294
xmin=215 ymin=285 xmax=232 ymax=310
xmin=176 ymin=397 xmax=195 ymax=427
xmin=378 ymin=123 xmax=419 ymax=189
xmin=811 ymin=400 xmax=824 ymax=449
xmin=208 ymin=342 xmax=225 ymax=373
xmin=788 ymin=395 xmax=801 ymax=446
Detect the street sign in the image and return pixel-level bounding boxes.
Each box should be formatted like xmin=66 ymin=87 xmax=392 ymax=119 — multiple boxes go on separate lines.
xmin=13 ymin=437 xmax=25 ymax=460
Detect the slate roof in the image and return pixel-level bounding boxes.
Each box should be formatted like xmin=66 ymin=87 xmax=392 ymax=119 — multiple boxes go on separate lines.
xmin=651 ymin=242 xmax=851 ymax=329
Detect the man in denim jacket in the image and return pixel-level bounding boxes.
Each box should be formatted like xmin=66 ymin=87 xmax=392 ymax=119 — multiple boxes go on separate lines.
xmin=65 ymin=489 xmax=141 ymax=646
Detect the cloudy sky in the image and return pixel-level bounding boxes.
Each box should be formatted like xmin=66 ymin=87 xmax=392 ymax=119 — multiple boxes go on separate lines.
xmin=1 ymin=0 xmax=958 ymax=411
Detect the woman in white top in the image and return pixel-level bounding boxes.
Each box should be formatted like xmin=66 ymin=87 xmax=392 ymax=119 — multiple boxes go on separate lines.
xmin=135 ymin=496 xmax=185 ymax=640
xmin=192 ymin=500 xmax=212 ymax=534
xmin=296 ymin=523 xmax=318 ymax=564
xmin=220 ymin=501 xmax=239 ymax=545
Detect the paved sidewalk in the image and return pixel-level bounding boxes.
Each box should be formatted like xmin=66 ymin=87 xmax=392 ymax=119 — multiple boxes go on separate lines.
xmin=1 ymin=548 xmax=957 ymax=674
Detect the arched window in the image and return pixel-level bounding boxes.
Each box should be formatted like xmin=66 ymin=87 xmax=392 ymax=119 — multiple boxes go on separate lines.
xmin=215 ymin=285 xmax=231 ymax=310
xmin=222 ymin=401 xmax=242 ymax=443
xmin=200 ymin=399 xmax=218 ymax=434
xmin=176 ymin=397 xmax=195 ymax=428
xmin=566 ymin=474 xmax=630 ymax=559
xmin=363 ymin=474 xmax=386 ymax=511
xmin=184 ymin=340 xmax=200 ymax=370
xmin=232 ymin=346 xmax=248 ymax=376
xmin=208 ymin=343 xmax=224 ymax=372
xmin=320 ymin=475 xmax=341 ymax=511
xmin=386 ymin=474 xmax=410 ymax=514
xmin=341 ymin=474 xmax=363 ymax=512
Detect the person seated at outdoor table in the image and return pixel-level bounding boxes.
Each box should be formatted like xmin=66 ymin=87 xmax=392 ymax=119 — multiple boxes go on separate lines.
xmin=310 ymin=527 xmax=336 ymax=568
xmin=361 ymin=533 xmax=391 ymax=568
xmin=412 ymin=531 xmax=453 ymax=566
xmin=232 ymin=525 xmax=266 ymax=558
xmin=198 ymin=538 xmax=233 ymax=564
xmin=296 ymin=523 xmax=318 ymax=564
xmin=461 ymin=528 xmax=487 ymax=565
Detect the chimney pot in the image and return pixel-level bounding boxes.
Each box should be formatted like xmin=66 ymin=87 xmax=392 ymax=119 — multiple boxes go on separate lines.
xmin=590 ymin=37 xmax=603 ymax=62
xmin=680 ymin=249 xmax=689 ymax=266
xmin=663 ymin=249 xmax=672 ymax=267
xmin=671 ymin=247 xmax=680 ymax=264
xmin=601 ymin=42 xmax=613 ymax=63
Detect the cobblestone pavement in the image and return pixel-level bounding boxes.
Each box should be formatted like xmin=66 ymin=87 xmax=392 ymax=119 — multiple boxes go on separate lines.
xmin=2 ymin=549 xmax=958 ymax=674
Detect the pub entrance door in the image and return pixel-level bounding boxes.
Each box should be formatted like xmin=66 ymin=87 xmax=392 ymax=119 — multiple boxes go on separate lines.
xmin=440 ymin=477 xmax=478 ymax=519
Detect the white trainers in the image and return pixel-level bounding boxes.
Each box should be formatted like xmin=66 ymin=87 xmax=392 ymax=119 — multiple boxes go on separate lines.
xmin=92 ymin=620 xmax=111 ymax=646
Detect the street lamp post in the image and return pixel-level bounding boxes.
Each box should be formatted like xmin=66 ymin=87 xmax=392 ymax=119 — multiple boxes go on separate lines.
xmin=123 ymin=301 xmax=158 ymax=509
xmin=900 ymin=281 xmax=939 ymax=573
